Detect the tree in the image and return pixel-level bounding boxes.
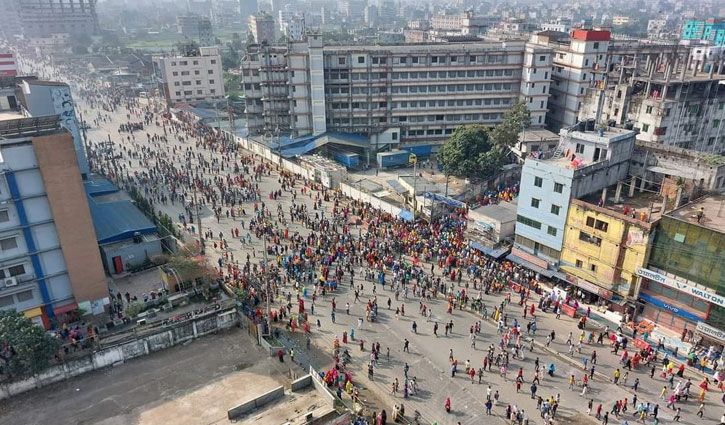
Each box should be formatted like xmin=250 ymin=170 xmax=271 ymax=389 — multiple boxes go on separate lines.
xmin=0 ymin=310 xmax=60 ymax=380
xmin=489 ymin=99 xmax=531 ymax=148
xmin=439 ymin=125 xmax=499 ymax=179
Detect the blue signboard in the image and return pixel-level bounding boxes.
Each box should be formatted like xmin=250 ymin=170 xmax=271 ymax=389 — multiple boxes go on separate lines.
xmin=639 ymin=292 xmax=706 ymax=322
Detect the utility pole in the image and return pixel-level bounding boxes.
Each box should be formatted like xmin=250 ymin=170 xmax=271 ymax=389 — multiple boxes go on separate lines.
xmin=261 ymin=218 xmax=271 ymax=333
xmin=193 ymin=186 xmax=205 ymax=255
xmin=412 ymin=155 xmax=418 ymax=211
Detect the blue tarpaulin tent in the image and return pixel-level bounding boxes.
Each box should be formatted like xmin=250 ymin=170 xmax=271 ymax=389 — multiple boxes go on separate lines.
xmin=398 ymin=209 xmax=415 ymax=222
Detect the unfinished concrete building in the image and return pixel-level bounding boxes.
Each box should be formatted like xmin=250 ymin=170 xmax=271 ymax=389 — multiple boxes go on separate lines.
xmin=578 ymin=43 xmax=725 ymax=153
xmin=16 ymin=0 xmax=100 ymax=38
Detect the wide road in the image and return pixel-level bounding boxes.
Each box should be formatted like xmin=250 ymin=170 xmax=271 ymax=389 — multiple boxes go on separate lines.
xmin=17 ymin=54 xmax=723 ymax=425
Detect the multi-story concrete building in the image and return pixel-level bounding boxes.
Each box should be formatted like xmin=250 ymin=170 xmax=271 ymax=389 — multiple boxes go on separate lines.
xmin=177 ymin=14 xmax=201 ymax=38
xmin=638 ymin=193 xmax=725 ymax=334
xmin=249 ymin=13 xmax=275 ymax=44
xmin=682 ymin=18 xmax=725 ymax=46
xmin=280 ymin=12 xmax=305 ymax=41
xmin=0 ymin=113 xmax=107 ymax=328
xmin=198 ymin=17 xmax=215 ymax=46
xmin=154 ymin=46 xmax=225 ymax=107
xmin=16 ymin=0 xmax=99 ymax=38
xmin=577 ymin=42 xmax=725 ymax=153
xmin=511 ymin=124 xmax=636 ymax=273
xmin=559 ymin=189 xmax=662 ymax=309
xmin=531 ymin=29 xmax=611 ymax=132
xmin=241 ymin=35 xmax=553 ymax=145
xmin=0 ymin=53 xmax=18 ymax=77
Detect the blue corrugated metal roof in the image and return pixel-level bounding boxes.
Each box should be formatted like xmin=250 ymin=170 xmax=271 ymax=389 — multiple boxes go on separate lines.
xmin=84 ymin=177 xmax=119 ymax=197
xmin=84 ymin=177 xmax=157 ymax=244
xmin=88 ymin=198 xmax=157 ymax=244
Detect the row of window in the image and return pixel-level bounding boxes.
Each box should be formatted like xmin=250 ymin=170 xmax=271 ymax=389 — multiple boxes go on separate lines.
xmin=393 ymin=98 xmax=512 ymax=109
xmin=530 ymin=198 xmax=562 ymax=216
xmin=172 ymin=69 xmax=214 ymax=77
xmin=391 ymin=113 xmax=503 ymax=123
xmin=533 ymin=176 xmax=565 ymax=193
xmin=170 ymin=59 xmax=217 ymax=66
xmin=392 ymin=83 xmax=514 ymax=94
xmin=336 ymin=54 xmax=509 ymax=67
xmin=173 ymin=79 xmax=215 ymax=87
xmin=174 ymin=90 xmax=216 ymax=97
xmin=0 ymin=289 xmax=34 ymax=308
xmin=326 ymin=69 xmax=519 ymax=81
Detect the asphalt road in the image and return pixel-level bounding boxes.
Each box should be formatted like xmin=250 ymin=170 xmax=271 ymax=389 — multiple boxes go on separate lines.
xmin=15 ymin=55 xmax=723 ymax=425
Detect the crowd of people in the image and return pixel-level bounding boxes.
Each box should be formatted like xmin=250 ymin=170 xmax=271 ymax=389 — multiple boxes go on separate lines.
xmin=17 ymin=52 xmax=725 ymax=425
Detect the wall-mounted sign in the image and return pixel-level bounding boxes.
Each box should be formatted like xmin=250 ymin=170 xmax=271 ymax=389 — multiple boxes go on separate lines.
xmin=511 ymin=247 xmax=548 ymax=269
xmin=696 ymin=321 xmax=725 ymax=343
xmin=636 ymin=268 xmax=725 ymax=308
xmin=639 ymin=292 xmax=707 ymax=323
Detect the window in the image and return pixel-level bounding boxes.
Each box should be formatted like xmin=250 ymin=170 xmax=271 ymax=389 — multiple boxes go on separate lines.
xmin=713 ymin=119 xmax=720 ymax=128
xmin=539 ymin=55 xmax=546 ymax=62
xmin=208 ymin=70 xmax=213 ymax=74
xmin=576 ymin=259 xmax=583 ymax=268
xmin=593 ymin=42 xmax=599 ymax=49
xmin=585 ymin=216 xmax=595 ymax=227
xmin=209 ymin=79 xmax=214 ymax=84
xmin=0 ymin=209 xmax=9 ymax=223
xmin=646 ymin=105 xmax=653 ymax=114
xmin=579 ymin=231 xmax=602 ymax=246
xmin=531 ymin=198 xmax=540 ymax=208
xmin=554 ymin=182 xmax=564 ymax=193
xmin=551 ymin=205 xmax=561 ymax=215
xmin=589 ymin=264 xmax=597 ymax=272
xmin=392 ymin=132 xmax=398 ymax=140
xmin=517 ymin=215 xmax=541 ymax=230
xmin=16 ymin=290 xmax=33 ymax=302
xmin=534 ymin=176 xmax=543 ymax=187
xmin=411 ymin=57 xmax=418 ymax=64
xmin=654 ymin=127 xmax=667 ymax=135
xmin=210 ymin=60 xmax=216 ymax=64
xmin=0 ymin=295 xmax=11 ymax=308
xmin=642 ymin=123 xmax=650 ymax=132
xmin=547 ymin=226 xmax=557 ymax=236
xmin=194 ymin=70 xmax=200 ymax=75
xmin=575 ymin=143 xmax=585 ymax=154
xmin=594 ymin=220 xmax=609 ymax=232
xmin=358 ymin=56 xmax=365 ymax=64
xmin=172 ymin=71 xmax=178 ymax=76
xmin=0 ymin=237 xmax=17 ymax=251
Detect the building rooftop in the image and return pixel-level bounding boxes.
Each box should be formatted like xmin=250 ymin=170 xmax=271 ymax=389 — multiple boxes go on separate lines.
xmin=0 ymin=110 xmax=22 ymax=121
xmin=531 ymin=125 xmax=635 ymax=170
xmin=667 ymin=193 xmax=725 ymax=233
xmin=576 ymin=184 xmax=667 ymax=229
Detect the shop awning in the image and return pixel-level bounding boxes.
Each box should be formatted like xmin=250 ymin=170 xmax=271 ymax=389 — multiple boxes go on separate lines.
xmin=53 ymin=302 xmax=78 ymax=316
xmin=470 ymin=241 xmax=510 ymax=259
xmin=506 ymin=254 xmax=555 ymax=278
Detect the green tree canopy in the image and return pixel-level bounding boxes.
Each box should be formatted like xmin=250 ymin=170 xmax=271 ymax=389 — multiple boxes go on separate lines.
xmin=0 ymin=310 xmax=60 ymax=380
xmin=438 ymin=125 xmax=503 ymax=179
xmin=489 ymin=99 xmax=531 ymax=148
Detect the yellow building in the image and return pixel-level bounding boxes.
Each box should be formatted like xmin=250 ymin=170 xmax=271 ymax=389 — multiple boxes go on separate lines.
xmin=560 ymin=197 xmax=659 ymax=308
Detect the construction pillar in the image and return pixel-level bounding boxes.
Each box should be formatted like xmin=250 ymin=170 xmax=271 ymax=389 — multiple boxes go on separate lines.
xmin=629 ymin=177 xmax=637 ymax=197
xmin=683 ymin=54 xmax=692 ymax=81
xmin=639 ymin=172 xmax=647 ymax=192
xmin=693 ymin=60 xmax=699 ymax=77
xmin=601 ymin=188 xmax=608 ymax=206
xmin=710 ymin=61 xmax=716 ymax=79
xmin=615 ymin=181 xmax=623 ymax=203
xmin=675 ymin=186 xmax=683 ymax=209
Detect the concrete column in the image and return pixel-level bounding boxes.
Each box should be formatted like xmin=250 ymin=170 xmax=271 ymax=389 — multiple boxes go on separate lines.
xmin=693 ymin=60 xmax=699 ymax=77
xmin=639 ymin=172 xmax=647 ymax=192
xmin=661 ymin=195 xmax=668 ymax=213
xmin=601 ymin=188 xmax=608 ymax=206
xmin=675 ymin=186 xmax=683 ymax=208
xmin=673 ymin=57 xmax=680 ymax=76
xmin=710 ymin=62 xmax=716 ymax=79
xmin=615 ymin=181 xmax=623 ymax=203
xmin=632 ymin=56 xmax=639 ymax=79
xmin=683 ymin=54 xmax=692 ymax=81
xmin=629 ymin=177 xmax=637 ymax=197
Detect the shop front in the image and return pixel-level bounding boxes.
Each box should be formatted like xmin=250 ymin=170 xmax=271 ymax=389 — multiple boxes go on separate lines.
xmin=23 ymin=305 xmax=50 ymax=329
xmin=636 ymin=267 xmax=720 ymax=333
xmin=558 ymin=268 xmax=628 ymax=313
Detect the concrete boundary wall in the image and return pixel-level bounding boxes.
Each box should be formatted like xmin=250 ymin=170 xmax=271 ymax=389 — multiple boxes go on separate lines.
xmin=0 ymin=308 xmax=239 ymax=401
xmin=227 ymin=385 xmax=285 ymax=420
xmin=291 ymin=374 xmax=312 ymax=392
xmin=340 ymin=183 xmax=404 ymax=216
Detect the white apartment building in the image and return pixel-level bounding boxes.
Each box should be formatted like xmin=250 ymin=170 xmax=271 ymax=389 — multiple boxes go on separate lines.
xmin=241 ymin=35 xmax=553 ymax=143
xmin=513 ymin=125 xmax=635 ymax=271
xmin=0 ymin=52 xmax=18 ymax=77
xmin=280 ymin=13 xmax=305 ymax=41
xmin=531 ymin=29 xmax=611 ymax=131
xmin=155 ymin=46 xmax=225 ymax=106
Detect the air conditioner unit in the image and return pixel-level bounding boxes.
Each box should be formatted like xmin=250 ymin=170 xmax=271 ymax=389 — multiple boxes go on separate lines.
xmin=4 ymin=277 xmax=17 ymax=287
